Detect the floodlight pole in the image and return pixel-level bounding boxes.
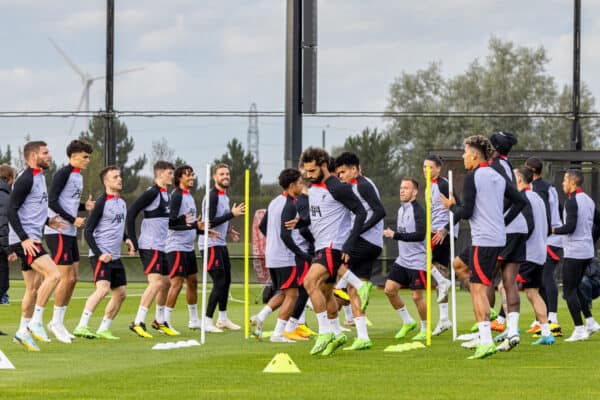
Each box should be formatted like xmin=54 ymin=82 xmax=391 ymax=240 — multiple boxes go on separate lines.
xmin=572 ymin=0 xmax=582 ymax=151
xmin=284 ymin=0 xmax=303 ymax=168
xmin=105 ymin=0 xmax=116 ymax=166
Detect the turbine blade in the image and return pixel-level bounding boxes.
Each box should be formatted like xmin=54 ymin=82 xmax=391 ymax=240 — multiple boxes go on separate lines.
xmin=49 ymin=37 xmax=86 ymax=78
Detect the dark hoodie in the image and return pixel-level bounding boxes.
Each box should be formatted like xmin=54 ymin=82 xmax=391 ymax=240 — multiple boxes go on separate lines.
xmin=0 ymin=178 xmax=10 ymax=249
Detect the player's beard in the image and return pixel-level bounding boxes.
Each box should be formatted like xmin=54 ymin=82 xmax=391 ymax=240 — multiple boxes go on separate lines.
xmin=308 ymin=168 xmax=324 ymax=184
xmin=37 ymin=158 xmax=50 ymax=170
xmin=218 ymin=178 xmax=230 ymax=188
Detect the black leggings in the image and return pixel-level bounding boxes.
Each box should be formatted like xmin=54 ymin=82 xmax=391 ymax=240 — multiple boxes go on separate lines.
xmin=540 ymin=247 xmax=561 ymax=314
xmin=0 ymin=252 xmax=8 ymax=299
xmin=562 ymin=258 xmax=592 ymax=326
xmin=206 ymin=265 xmax=232 ymax=318
xmin=291 ymin=285 xmax=309 ymax=320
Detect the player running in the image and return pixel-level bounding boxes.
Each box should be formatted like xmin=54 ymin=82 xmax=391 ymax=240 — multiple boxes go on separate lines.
xmin=74 ymin=166 xmax=134 ymax=340
xmin=127 ymin=161 xmax=178 ymax=338
xmin=383 ymin=178 xmax=429 ymax=341
xmin=298 ymin=147 xmax=366 ymax=356
xmin=334 ymin=152 xmax=385 ymax=350
xmin=10 ymin=141 xmax=66 ymax=351
xmin=440 ymin=135 xmax=525 ymax=359
xmin=45 ymin=139 xmax=94 ymax=343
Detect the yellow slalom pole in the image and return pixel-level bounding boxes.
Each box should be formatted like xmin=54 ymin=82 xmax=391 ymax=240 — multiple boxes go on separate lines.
xmin=426 ymin=166 xmax=432 ymax=346
xmin=244 ymin=169 xmax=250 ymax=339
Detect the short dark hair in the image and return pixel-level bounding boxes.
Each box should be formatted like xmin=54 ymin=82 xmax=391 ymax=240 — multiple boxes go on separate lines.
xmin=566 ymin=169 xmax=584 ymax=186
xmin=66 ymin=140 xmax=93 ymax=157
xmin=154 ymin=160 xmax=175 ymax=175
xmin=300 ymin=147 xmax=330 ymax=168
xmin=0 ymin=164 xmax=15 ymax=182
xmin=464 ymin=135 xmax=492 ymax=160
xmin=334 ymin=152 xmax=360 ymax=169
xmin=402 ymin=177 xmax=419 ymax=190
xmin=278 ymin=168 xmax=302 ymax=190
xmin=174 ymin=165 xmax=194 ymax=186
xmin=23 ymin=141 xmax=47 ymax=160
xmin=425 ymin=154 xmax=443 ymax=167
xmin=525 ymin=157 xmax=543 ymax=175
xmin=515 ymin=166 xmax=533 ymax=184
xmin=99 ymin=165 xmax=119 ymax=184
xmin=212 ymin=163 xmax=229 ymax=175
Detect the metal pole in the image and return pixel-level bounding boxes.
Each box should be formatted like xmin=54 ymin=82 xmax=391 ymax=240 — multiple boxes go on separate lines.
xmin=284 ymin=0 xmax=302 ymax=168
xmin=572 ymin=0 xmax=581 ymax=151
xmin=322 ymin=129 xmax=325 ymax=149
xmin=105 ymin=0 xmax=116 ymax=166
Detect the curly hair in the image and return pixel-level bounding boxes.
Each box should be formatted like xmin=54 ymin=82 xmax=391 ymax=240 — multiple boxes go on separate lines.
xmin=464 ymin=135 xmax=493 ymax=160
xmin=300 ymin=147 xmax=330 ymax=168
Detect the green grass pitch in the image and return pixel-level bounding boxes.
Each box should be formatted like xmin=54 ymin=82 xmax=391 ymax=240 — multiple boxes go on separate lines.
xmin=1 ymin=282 xmax=599 ymax=399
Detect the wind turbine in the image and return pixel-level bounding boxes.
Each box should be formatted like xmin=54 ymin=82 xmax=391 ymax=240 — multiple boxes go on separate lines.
xmin=49 ymin=38 xmax=143 ymax=135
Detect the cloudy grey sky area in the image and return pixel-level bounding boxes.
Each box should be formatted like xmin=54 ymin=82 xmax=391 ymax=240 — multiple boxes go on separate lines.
xmin=1 ymin=0 xmax=600 ymax=182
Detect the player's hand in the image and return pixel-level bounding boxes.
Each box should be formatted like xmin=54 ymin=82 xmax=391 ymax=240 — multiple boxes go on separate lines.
xmin=208 ymin=229 xmax=221 ymax=239
xmin=7 ymin=252 xmax=17 ymax=263
xmin=284 ymin=217 xmax=299 ymax=230
xmin=85 ymin=194 xmax=95 ymax=211
xmin=185 ymin=213 xmax=195 ymax=225
xmin=440 ymin=193 xmax=455 ymax=209
xmin=341 ymin=252 xmax=350 ymax=263
xmin=48 ymin=215 xmax=68 ymax=231
xmin=99 ymin=253 xmax=112 ymax=263
xmin=432 ymin=228 xmax=448 ymax=245
xmin=125 ymin=239 xmax=135 ymax=256
xmin=231 ymin=202 xmax=246 ymax=217
xmin=229 ymin=227 xmax=240 ymax=242
xmin=21 ymin=238 xmax=40 ymax=257
xmin=73 ymin=216 xmax=86 ymax=228
xmin=383 ymin=228 xmax=395 ymax=238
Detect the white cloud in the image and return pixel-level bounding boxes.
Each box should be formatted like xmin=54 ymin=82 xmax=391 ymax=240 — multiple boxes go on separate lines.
xmin=137 ymin=15 xmax=188 ymax=52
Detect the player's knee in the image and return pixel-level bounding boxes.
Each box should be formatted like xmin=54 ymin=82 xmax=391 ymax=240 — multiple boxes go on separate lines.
xmin=187 ymin=280 xmax=198 ymax=291
xmin=411 ymin=291 xmax=423 ymax=302
xmin=49 ymin=272 xmax=61 ymax=285
xmin=67 ymin=274 xmax=78 ymax=287
xmin=383 ymin=284 xmax=396 ymax=297
xmin=96 ymin=287 xmax=110 ymax=298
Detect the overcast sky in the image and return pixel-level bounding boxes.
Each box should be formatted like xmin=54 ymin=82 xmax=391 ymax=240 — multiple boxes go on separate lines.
xmin=2 ymin=0 xmax=600 ymax=183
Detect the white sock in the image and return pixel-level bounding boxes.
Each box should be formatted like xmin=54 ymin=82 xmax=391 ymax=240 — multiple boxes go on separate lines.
xmin=478 ymin=321 xmax=492 ymax=345
xmin=257 ymin=305 xmax=272 ymax=322
xmin=298 ymin=309 xmax=306 ymax=324
xmin=78 ymin=309 xmax=93 ymax=328
xmin=59 ymin=306 xmax=67 ymax=325
xmin=31 ymin=305 xmax=44 ymax=325
xmin=586 ymin=317 xmax=597 ymax=328
xmin=155 ymin=305 xmax=165 ymax=324
xmin=343 ymin=305 xmax=353 ymax=321
xmin=18 ymin=317 xmax=31 ymax=335
xmin=285 ymin=318 xmax=298 ymax=333
xmin=507 ymin=312 xmax=520 ymax=337
xmin=134 ymin=306 xmax=148 ymax=325
xmin=98 ymin=317 xmax=112 ymax=332
xmin=354 ymin=316 xmax=369 ymax=340
xmin=541 ymin=323 xmax=551 ymax=337
xmin=274 ymin=318 xmax=287 ymax=337
xmin=52 ymin=305 xmax=62 ymax=325
xmin=574 ymin=325 xmax=586 ymax=334
xmin=164 ymin=307 xmax=174 ymax=325
xmin=316 ymin=311 xmax=330 ymax=334
xmin=188 ymin=304 xmax=199 ymax=322
xmin=420 ymin=320 xmax=427 ymax=332
xmin=548 ymin=312 xmax=558 ymax=324
xmin=438 ymin=303 xmax=449 ymax=321
xmin=431 ymin=267 xmax=447 ymax=284
xmin=342 ymin=270 xmax=364 ymax=289
xmin=396 ymin=306 xmax=414 ymax=324
xmin=205 ymin=316 xmax=214 ymax=327
xmin=218 ymin=310 xmax=228 ymax=322
xmin=496 ymin=315 xmax=506 ymax=325
xmin=329 ymin=317 xmax=342 ymax=337
xmin=335 ymin=277 xmax=348 ymax=290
